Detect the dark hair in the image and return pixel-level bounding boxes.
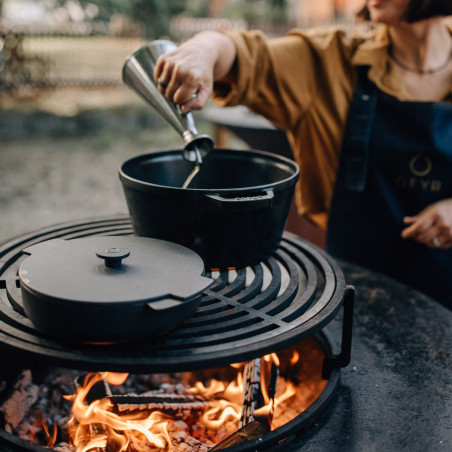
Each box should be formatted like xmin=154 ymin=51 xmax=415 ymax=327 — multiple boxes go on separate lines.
xmin=357 ymin=0 xmax=452 ymax=23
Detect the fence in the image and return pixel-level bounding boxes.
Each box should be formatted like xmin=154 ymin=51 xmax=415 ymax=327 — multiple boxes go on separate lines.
xmin=0 ymin=14 xmax=361 ymax=98
xmin=0 ymin=21 xmax=143 ymax=97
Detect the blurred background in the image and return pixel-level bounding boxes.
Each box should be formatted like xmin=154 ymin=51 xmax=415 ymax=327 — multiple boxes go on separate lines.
xmin=0 ymin=0 xmax=364 ymax=245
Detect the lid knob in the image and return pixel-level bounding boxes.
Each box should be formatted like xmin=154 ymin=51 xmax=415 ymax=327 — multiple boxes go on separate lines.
xmin=96 ymin=247 xmax=130 ymax=268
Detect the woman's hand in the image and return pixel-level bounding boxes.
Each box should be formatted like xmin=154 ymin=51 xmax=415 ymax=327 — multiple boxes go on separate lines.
xmin=153 ymin=31 xmax=237 ymax=113
xmin=401 ymin=198 xmax=452 ymax=249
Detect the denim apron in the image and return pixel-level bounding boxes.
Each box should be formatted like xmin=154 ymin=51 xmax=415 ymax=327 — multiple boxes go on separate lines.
xmin=327 ymin=67 xmax=452 ymax=309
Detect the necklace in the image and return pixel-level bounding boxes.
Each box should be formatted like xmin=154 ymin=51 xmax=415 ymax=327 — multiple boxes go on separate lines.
xmin=388 ymin=46 xmax=452 ymax=75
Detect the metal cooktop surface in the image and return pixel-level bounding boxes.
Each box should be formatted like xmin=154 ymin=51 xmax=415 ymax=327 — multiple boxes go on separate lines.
xmin=0 ymin=216 xmax=347 ymax=373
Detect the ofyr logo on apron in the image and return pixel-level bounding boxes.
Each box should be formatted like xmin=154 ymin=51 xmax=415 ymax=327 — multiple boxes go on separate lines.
xmin=395 ymin=152 xmax=442 ymax=193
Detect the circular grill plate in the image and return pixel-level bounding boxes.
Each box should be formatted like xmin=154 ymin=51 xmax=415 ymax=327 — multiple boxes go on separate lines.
xmin=0 ymin=216 xmax=346 ymax=372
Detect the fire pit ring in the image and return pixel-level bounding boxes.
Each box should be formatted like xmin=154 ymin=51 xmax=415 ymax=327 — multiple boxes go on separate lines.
xmin=0 ymin=216 xmax=354 ymax=451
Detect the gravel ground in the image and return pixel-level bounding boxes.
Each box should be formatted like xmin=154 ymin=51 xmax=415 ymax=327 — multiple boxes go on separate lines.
xmin=0 ymin=87 xmax=220 ymax=243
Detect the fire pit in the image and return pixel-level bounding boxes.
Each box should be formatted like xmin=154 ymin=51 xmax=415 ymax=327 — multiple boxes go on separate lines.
xmin=0 ymin=218 xmax=452 ymax=452
xmin=0 ymin=216 xmax=353 ymax=451
xmin=0 ymin=339 xmax=328 ymax=451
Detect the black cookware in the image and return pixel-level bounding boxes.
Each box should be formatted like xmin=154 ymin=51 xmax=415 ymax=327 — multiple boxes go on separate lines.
xmin=119 ymin=148 xmax=299 ymax=270
xmin=19 ymin=236 xmax=213 ymax=342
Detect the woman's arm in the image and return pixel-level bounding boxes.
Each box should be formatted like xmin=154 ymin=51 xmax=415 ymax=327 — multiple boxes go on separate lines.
xmin=401 ymin=198 xmax=452 ymax=249
xmin=153 ymin=31 xmax=237 ymax=112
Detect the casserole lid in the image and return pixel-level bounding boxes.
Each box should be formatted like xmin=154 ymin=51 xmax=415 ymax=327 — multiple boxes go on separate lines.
xmin=19 ymin=236 xmax=213 ymax=306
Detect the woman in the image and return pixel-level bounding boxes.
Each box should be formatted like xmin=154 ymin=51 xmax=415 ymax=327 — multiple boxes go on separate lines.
xmin=154 ymin=0 xmax=452 ymax=308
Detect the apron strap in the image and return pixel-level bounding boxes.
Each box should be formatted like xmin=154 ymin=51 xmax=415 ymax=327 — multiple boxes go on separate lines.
xmin=344 ymin=66 xmax=378 ymax=191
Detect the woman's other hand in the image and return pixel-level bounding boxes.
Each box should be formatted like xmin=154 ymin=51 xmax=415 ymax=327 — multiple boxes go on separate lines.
xmin=401 ymin=198 xmax=452 ymax=249
xmin=153 ymin=31 xmax=237 ymax=113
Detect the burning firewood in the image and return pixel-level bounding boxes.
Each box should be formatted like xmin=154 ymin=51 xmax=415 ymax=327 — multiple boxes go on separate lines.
xmin=109 ymin=393 xmax=211 ymax=418
xmin=76 ymin=375 xmax=214 ymax=420
xmin=209 ymin=421 xmax=268 ymax=451
xmin=68 ymin=373 xmax=221 ymax=451
xmin=208 ymin=356 xmax=279 ymax=450
xmin=240 ymin=356 xmax=279 ymax=429
xmin=1 ymin=340 xmax=327 ymax=451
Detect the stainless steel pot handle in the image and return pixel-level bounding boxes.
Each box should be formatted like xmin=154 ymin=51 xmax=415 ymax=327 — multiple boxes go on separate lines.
xmin=203 ymin=189 xmax=274 ymax=212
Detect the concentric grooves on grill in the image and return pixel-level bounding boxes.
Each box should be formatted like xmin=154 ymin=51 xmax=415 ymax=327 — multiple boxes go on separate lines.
xmin=0 ymin=216 xmax=346 ymax=372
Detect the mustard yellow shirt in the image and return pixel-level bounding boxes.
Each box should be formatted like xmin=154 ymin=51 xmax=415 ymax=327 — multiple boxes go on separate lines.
xmin=213 ymin=24 xmax=452 ymax=230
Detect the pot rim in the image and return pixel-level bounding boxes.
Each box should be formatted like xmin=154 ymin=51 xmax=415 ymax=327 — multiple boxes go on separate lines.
xmin=119 ymin=147 xmax=300 ymax=193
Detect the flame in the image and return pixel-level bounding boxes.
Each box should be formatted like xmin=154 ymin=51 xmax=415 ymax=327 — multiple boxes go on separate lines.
xmin=263 ymin=353 xmax=280 ymax=366
xmin=189 ymin=377 xmax=243 ymax=429
xmin=64 ymin=354 xmax=300 ymax=451
xmin=201 ymin=400 xmax=241 ymax=429
xmin=290 ymin=350 xmax=300 ymax=365
xmin=253 ymin=380 xmax=297 ymax=418
xmin=29 ymin=418 xmax=58 ymax=448
xmin=66 ymin=373 xmax=172 ymax=451
xmin=42 ymin=421 xmax=58 ymax=448
xmin=279 ymin=351 xmax=300 ymax=405
xmin=103 ymin=372 xmax=129 ymax=385
xmin=252 ymin=352 xmax=298 ymax=419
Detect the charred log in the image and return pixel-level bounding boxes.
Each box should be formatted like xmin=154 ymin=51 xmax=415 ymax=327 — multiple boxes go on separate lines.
xmin=209 ymin=421 xmax=269 ymax=451
xmin=240 ymin=357 xmax=278 ymax=429
xmin=109 ymin=392 xmax=210 ymax=418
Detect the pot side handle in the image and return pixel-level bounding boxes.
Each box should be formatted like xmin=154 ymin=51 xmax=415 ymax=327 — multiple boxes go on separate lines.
xmin=203 ymin=189 xmax=274 ymax=212
xmin=146 ymin=298 xmax=183 ymax=311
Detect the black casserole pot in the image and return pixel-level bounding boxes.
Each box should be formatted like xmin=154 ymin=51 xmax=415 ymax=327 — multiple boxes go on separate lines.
xmin=19 ymin=236 xmax=213 ymax=342
xmin=119 ymin=148 xmax=299 ymax=269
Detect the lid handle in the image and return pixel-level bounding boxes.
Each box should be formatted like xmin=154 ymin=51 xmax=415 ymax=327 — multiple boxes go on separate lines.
xmin=96 ymin=247 xmax=130 ymax=268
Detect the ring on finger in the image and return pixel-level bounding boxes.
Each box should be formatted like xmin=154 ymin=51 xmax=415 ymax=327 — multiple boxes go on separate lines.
xmin=158 ymin=79 xmax=168 ymax=89
xmin=432 ymin=237 xmax=441 ymax=248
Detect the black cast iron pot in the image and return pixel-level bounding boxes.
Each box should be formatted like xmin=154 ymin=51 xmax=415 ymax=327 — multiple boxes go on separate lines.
xmin=119 ymin=148 xmax=299 ymax=270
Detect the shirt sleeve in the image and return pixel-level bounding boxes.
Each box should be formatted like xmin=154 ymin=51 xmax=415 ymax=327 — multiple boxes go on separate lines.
xmin=211 ymin=27 xmax=360 ymax=229
xmin=213 ymin=28 xmax=356 ymax=131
